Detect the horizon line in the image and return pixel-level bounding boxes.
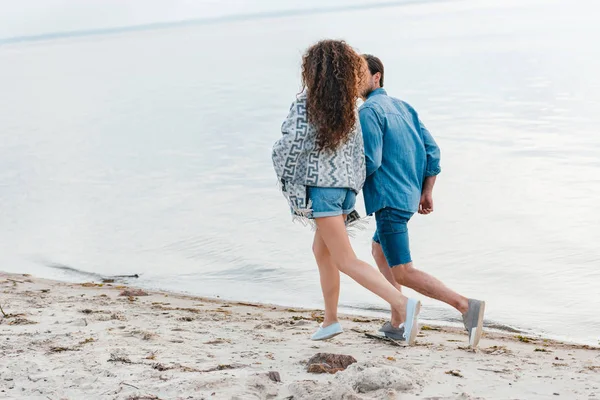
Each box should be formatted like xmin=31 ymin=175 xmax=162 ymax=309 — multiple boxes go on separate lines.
xmin=0 ymin=0 xmax=454 ymax=46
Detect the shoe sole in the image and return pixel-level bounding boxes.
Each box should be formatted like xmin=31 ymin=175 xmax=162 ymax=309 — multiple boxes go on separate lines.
xmin=311 ymin=330 xmax=343 ymax=341
xmin=406 ymin=300 xmax=421 ymax=346
xmin=469 ymin=301 xmax=486 ymax=348
xmin=379 ymin=322 xmax=406 ymax=341
xmin=381 ymin=332 xmax=405 ymax=341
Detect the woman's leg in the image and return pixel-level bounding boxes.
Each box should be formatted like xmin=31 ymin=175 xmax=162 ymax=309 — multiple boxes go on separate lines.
xmin=314 ymin=215 xmax=409 ymax=326
xmin=312 ymin=230 xmax=340 ymax=327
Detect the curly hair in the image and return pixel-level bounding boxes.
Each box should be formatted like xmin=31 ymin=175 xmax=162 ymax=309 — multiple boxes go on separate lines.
xmin=301 ymin=40 xmax=364 ymax=151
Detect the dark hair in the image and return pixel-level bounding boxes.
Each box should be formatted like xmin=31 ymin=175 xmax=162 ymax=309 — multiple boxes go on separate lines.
xmin=362 ymin=54 xmax=384 ymax=87
xmin=301 ymin=40 xmax=364 ymax=151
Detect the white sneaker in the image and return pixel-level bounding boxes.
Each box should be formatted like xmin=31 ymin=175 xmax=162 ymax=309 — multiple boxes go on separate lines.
xmin=311 ymin=322 xmax=343 ymax=341
xmin=403 ymin=298 xmax=421 ymax=346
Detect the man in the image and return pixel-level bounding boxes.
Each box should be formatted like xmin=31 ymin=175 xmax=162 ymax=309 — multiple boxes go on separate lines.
xmin=359 ymin=54 xmax=486 ymax=347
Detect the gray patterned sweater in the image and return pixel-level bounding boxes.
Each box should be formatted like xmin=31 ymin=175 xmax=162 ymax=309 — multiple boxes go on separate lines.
xmin=272 ymin=93 xmax=366 ymax=224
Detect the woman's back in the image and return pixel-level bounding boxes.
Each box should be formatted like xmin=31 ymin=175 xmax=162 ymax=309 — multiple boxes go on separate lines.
xmin=275 ymin=91 xmax=365 ymax=192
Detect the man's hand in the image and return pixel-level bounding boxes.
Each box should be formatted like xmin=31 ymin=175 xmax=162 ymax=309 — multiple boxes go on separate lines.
xmin=419 ymin=175 xmax=437 ymax=215
xmin=419 ymin=192 xmax=434 ymax=215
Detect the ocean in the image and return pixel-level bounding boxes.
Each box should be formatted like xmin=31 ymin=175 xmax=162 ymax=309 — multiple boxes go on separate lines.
xmin=1 ymin=0 xmax=598 ymax=344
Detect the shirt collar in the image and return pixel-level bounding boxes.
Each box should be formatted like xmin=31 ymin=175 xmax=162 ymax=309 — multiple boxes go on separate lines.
xmin=367 ymin=88 xmax=387 ymax=99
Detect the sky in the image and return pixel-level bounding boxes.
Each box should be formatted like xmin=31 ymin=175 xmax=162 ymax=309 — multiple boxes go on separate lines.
xmin=0 ymin=0 xmax=395 ymax=41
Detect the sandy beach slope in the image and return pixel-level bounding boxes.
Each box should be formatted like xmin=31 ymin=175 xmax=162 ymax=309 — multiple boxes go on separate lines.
xmin=1 ymin=272 xmax=598 ymax=399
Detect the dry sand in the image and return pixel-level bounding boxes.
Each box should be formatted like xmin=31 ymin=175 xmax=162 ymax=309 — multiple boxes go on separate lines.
xmin=1 ymin=272 xmax=599 ymax=399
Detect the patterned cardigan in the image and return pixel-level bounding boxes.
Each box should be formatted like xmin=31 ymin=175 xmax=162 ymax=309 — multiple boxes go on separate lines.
xmin=272 ymin=92 xmax=366 ymax=225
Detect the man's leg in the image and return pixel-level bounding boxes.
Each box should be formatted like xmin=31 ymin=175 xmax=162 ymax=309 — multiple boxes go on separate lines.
xmin=371 ymin=240 xmax=402 ymax=325
xmin=376 ymin=208 xmax=469 ymax=314
xmin=372 ymin=241 xmax=402 ymax=292
xmin=377 ymin=208 xmax=484 ymax=346
xmin=391 ymin=260 xmax=485 ymax=347
xmin=391 ymin=262 xmax=468 ymax=314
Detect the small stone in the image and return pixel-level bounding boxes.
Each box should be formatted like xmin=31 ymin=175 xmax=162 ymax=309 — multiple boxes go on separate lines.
xmin=307 ymin=353 xmax=357 ymax=374
xmin=268 ymin=371 xmax=281 ymax=382
xmin=445 ymin=370 xmax=464 ymax=378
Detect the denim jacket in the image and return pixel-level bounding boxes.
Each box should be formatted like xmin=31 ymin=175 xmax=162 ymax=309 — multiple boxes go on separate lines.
xmin=359 ymin=88 xmax=441 ymax=215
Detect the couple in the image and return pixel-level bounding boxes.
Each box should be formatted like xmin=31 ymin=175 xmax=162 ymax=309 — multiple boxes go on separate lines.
xmin=272 ymin=40 xmax=485 ymax=347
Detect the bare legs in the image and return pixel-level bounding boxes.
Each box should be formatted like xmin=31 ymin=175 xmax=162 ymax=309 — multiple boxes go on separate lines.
xmin=313 ymin=215 xmax=408 ymax=327
xmin=371 ymin=242 xmax=469 ymax=314
xmin=312 ymin=231 xmax=340 ymax=327
xmin=371 ymin=241 xmax=404 ymax=323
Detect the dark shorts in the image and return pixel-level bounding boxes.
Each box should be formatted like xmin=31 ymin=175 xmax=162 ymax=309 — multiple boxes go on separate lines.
xmin=372 ymin=208 xmax=414 ymax=267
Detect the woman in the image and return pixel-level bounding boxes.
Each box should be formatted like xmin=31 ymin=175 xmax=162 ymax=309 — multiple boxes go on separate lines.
xmin=272 ymin=40 xmax=421 ymax=345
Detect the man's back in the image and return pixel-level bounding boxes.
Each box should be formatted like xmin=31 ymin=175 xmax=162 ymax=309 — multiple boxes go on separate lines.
xmin=359 ymin=88 xmax=441 ymax=215
xmin=359 ymin=55 xmax=485 ymax=349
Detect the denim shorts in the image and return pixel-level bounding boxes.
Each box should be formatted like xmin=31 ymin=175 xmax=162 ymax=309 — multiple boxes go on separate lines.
xmin=307 ymin=187 xmax=356 ymax=218
xmin=373 ymin=208 xmax=414 ymax=266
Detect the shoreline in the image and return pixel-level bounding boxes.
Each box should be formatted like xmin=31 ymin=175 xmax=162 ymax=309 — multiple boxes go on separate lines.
xmin=2 ymin=271 xmax=599 ymax=399
xmin=25 ymin=266 xmax=567 ymax=345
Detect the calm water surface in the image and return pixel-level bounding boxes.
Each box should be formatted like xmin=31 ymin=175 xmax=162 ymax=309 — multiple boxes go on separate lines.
xmin=1 ymin=0 xmax=599 ymax=344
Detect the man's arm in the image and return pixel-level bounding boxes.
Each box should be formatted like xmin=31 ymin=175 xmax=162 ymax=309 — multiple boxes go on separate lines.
xmin=418 ymin=120 xmax=440 ymax=215
xmin=420 ymin=121 xmax=441 ymax=177
xmin=359 ymin=106 xmax=384 ymax=177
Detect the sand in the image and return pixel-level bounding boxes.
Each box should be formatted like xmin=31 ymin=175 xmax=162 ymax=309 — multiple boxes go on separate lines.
xmin=1 ymin=272 xmax=599 ymax=400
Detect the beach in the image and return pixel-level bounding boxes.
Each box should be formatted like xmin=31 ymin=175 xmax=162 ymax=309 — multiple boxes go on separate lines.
xmin=1 ymin=272 xmax=598 ymax=399
xmin=2 ymin=0 xmax=600 ymax=344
